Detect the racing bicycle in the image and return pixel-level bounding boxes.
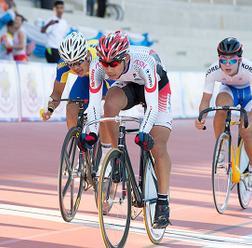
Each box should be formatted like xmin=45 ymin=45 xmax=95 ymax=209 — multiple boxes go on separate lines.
xmin=82 ymin=115 xmax=166 ymax=248
xmin=198 ymin=106 xmax=251 ymax=214
xmin=54 ymin=98 xmax=102 ymax=222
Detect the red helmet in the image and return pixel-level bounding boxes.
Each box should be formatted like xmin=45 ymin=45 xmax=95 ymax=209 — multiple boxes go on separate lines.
xmin=96 ymin=31 xmax=130 ymax=61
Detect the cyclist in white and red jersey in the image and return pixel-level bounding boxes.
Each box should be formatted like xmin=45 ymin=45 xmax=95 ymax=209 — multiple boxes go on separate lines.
xmin=79 ymin=31 xmax=172 ymax=228
xmin=195 ymin=37 xmax=252 ymax=188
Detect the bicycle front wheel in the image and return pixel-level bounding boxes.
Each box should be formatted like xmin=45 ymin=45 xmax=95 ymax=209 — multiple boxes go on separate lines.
xmin=237 ymin=140 xmax=251 ymax=209
xmin=142 ymin=152 xmax=165 ymax=244
xmin=98 ymin=148 xmax=131 ymax=248
xmin=212 ymin=132 xmax=232 ymax=214
xmin=58 ymin=127 xmax=83 ymax=222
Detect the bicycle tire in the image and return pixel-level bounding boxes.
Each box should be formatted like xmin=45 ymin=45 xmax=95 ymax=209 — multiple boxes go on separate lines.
xmin=237 ymin=140 xmax=251 ymax=209
xmin=212 ymin=132 xmax=232 ymax=214
xmin=58 ymin=127 xmax=83 ymax=222
xmin=98 ymin=148 xmax=131 ymax=248
xmin=105 ymin=3 xmax=124 ymax=21
xmin=142 ymin=152 xmax=165 ymax=244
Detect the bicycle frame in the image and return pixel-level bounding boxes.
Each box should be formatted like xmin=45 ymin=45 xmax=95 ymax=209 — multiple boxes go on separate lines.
xmin=221 ymin=110 xmax=240 ymax=183
xmin=83 ymin=116 xmax=152 ymax=208
xmin=198 ymin=106 xmax=249 ymax=184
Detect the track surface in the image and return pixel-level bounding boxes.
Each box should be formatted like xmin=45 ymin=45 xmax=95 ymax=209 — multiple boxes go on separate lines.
xmin=0 ymin=119 xmax=252 ymax=248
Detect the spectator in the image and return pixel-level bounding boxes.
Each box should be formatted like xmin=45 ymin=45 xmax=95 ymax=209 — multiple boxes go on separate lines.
xmin=0 ymin=0 xmax=16 ymax=30
xmin=96 ymin=0 xmax=106 ymax=17
xmin=0 ymin=19 xmax=15 ymax=60
xmin=87 ymin=0 xmax=95 ymax=16
xmin=41 ymin=0 xmax=68 ymax=63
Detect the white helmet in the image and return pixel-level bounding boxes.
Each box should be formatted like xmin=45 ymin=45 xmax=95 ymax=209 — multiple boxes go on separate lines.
xmin=58 ymin=32 xmax=88 ymax=63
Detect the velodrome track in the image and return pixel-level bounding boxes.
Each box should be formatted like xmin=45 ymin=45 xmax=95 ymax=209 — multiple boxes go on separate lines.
xmin=0 ymin=119 xmax=252 ymax=248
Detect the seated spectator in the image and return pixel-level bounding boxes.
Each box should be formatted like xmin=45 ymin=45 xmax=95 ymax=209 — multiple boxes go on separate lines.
xmin=0 ymin=19 xmax=15 ymax=60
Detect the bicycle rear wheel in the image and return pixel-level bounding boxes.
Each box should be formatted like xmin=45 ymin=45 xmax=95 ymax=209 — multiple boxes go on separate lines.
xmin=237 ymin=140 xmax=251 ymax=209
xmin=98 ymin=148 xmax=131 ymax=248
xmin=58 ymin=127 xmax=83 ymax=222
xmin=105 ymin=3 xmax=124 ymax=20
xmin=212 ymin=132 xmax=232 ymax=214
xmin=142 ymin=152 xmax=165 ymax=244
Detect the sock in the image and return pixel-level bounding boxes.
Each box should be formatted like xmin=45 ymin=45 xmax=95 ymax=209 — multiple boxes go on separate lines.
xmin=249 ymin=164 xmax=252 ymax=173
xmin=101 ymin=143 xmax=112 ymax=161
xmin=157 ymin=193 xmax=168 ymax=206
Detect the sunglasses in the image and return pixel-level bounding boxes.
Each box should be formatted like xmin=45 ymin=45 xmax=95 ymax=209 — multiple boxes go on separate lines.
xmin=219 ymin=58 xmax=240 ymax=65
xmin=66 ymin=59 xmax=85 ymax=67
xmin=99 ymin=59 xmax=123 ymax=68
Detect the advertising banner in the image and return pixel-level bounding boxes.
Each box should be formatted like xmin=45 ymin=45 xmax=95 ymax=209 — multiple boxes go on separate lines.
xmin=0 ymin=60 xmax=20 ymax=121
xmin=0 ymin=60 xmax=224 ymax=122
xmin=18 ymin=62 xmax=45 ymax=121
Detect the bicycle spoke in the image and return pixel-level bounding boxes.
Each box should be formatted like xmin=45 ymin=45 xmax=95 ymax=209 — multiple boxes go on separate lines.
xmin=58 ymin=127 xmax=83 ymax=222
xmin=62 ymin=175 xmax=72 ymax=198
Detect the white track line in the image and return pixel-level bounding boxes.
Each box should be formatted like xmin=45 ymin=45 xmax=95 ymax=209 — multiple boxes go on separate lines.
xmin=0 ymin=203 xmax=252 ymax=247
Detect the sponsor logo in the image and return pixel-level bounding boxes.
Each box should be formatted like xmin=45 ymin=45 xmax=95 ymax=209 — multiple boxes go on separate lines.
xmin=206 ymin=65 xmax=220 ymax=77
xmin=90 ymin=69 xmax=95 ymax=88
xmin=134 ymin=60 xmax=147 ymax=69
xmin=133 ymin=73 xmax=137 ymax=78
xmin=148 ymin=74 xmax=153 ymax=88
xmin=57 ymin=61 xmax=66 ymax=69
xmin=241 ymin=63 xmax=252 ymax=73
xmin=145 ymin=69 xmax=150 ymax=74
xmin=142 ymin=109 xmax=151 ymax=129
xmin=145 ymin=76 xmax=157 ymax=93
xmin=167 ymin=94 xmax=171 ymax=106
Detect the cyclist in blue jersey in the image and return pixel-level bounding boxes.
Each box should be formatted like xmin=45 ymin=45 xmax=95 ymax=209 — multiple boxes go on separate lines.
xmin=195 ymin=37 xmax=252 ymax=188
xmin=40 ymin=32 xmax=112 ymax=166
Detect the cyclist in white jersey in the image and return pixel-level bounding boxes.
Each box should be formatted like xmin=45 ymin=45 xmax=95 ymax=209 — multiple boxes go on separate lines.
xmin=195 ymin=37 xmax=252 ymax=188
xmin=79 ymin=31 xmax=172 ymax=229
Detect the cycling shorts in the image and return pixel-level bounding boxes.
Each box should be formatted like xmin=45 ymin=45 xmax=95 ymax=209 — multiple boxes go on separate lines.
xmin=219 ymin=84 xmax=252 ymax=111
xmin=110 ymin=74 xmax=172 ymax=130
xmin=69 ymin=76 xmax=112 ymax=109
